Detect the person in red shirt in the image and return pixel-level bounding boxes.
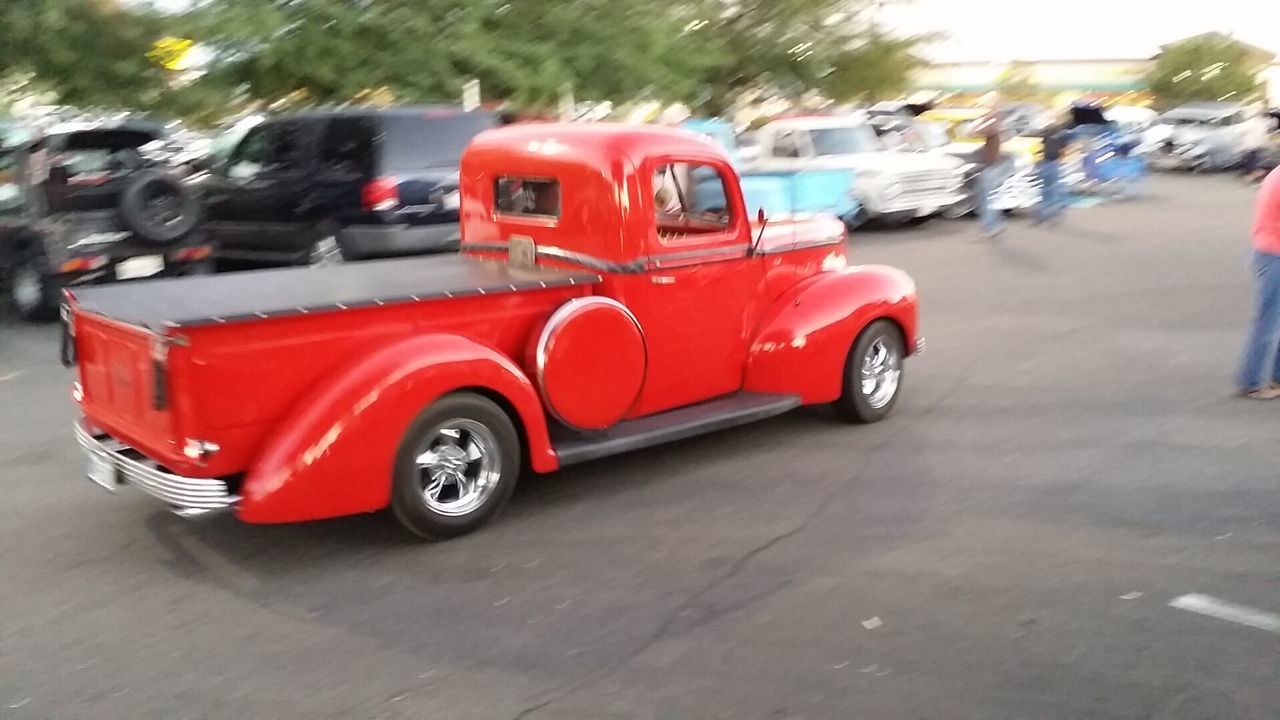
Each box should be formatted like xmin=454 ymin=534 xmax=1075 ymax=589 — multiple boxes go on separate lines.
xmin=1237 ymin=167 xmax=1280 ymax=397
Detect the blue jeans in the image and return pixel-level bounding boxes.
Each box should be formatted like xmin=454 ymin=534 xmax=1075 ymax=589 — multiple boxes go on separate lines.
xmin=1035 ymin=161 xmax=1063 ymax=222
xmin=976 ymin=166 xmax=1005 ymax=235
xmin=1238 ymin=251 xmax=1280 ymax=390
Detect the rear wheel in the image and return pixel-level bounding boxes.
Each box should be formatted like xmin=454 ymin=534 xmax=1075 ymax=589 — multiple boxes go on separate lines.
xmin=390 ymin=393 xmax=521 ymax=540
xmin=9 ymin=246 xmax=60 ymax=323
xmin=833 ymin=319 xmax=905 ymax=423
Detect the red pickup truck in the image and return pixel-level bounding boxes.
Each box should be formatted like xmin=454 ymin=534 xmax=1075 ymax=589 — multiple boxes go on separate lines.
xmin=67 ymin=124 xmax=920 ymax=539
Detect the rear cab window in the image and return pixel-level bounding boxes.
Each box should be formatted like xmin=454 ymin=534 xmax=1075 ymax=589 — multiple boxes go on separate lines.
xmin=494 ymin=177 xmax=560 ymax=222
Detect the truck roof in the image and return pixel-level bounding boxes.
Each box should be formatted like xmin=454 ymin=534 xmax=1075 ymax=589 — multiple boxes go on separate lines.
xmin=71 ymin=255 xmax=599 ymax=331
xmin=466 ymin=122 xmax=726 ymax=167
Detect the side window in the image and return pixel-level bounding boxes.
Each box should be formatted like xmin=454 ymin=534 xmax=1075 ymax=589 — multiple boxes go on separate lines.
xmin=652 ymin=162 xmax=734 ymax=242
xmin=772 ymin=131 xmax=801 ymax=158
xmin=319 ymin=117 xmax=374 ymax=177
xmin=0 ymin=150 xmax=21 ymax=216
xmin=494 ymin=177 xmax=560 ymax=219
xmin=227 ymin=125 xmax=272 ymax=179
xmin=227 ymin=123 xmax=302 ymax=179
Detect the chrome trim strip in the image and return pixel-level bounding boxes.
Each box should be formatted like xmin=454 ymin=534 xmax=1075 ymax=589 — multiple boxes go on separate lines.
xmin=757 ymin=236 xmax=844 ymax=255
xmin=466 ymin=242 xmax=751 ymax=274
xmin=74 ymin=420 xmax=238 ymax=517
xmin=535 ymin=245 xmax=647 ymax=273
xmin=534 ymin=297 xmax=646 ymax=431
xmin=647 ymin=245 xmax=749 ymax=268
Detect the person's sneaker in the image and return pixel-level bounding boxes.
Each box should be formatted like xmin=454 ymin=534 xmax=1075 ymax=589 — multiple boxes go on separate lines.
xmin=1239 ymin=387 xmax=1280 ymax=400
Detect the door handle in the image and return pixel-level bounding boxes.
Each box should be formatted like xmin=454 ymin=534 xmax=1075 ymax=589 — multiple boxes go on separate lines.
xmin=651 ymin=275 xmax=676 ymax=285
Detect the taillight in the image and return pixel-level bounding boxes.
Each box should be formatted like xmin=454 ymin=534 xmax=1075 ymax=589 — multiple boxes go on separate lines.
xmin=362 ymin=177 xmax=400 ymax=212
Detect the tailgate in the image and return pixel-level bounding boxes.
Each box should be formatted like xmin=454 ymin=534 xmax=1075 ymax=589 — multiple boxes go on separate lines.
xmin=73 ymin=310 xmax=179 ymax=462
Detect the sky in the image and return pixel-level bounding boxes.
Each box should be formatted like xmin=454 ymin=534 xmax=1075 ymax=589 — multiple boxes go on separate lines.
xmin=878 ymin=0 xmax=1280 ymax=62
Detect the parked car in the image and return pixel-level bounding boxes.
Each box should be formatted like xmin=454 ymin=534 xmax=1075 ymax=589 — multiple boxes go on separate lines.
xmin=200 ymin=106 xmax=497 ymax=267
xmin=66 ymin=123 xmax=920 ymax=540
xmin=744 ymin=116 xmax=965 ymax=225
xmin=1149 ymin=102 xmax=1269 ymax=172
xmin=0 ymin=121 xmax=208 ymax=321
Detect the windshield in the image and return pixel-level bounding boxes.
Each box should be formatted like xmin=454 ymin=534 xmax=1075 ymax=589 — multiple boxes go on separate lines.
xmin=810 ymin=126 xmax=880 ymax=155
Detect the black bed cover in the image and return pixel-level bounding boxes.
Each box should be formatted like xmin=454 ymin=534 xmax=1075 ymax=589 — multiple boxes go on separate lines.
xmin=72 ymin=254 xmax=600 ymax=331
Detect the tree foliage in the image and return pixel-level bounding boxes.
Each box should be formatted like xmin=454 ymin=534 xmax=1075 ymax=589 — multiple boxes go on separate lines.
xmin=2 ymin=0 xmax=927 ymax=122
xmin=822 ymin=32 xmax=926 ymax=102
xmin=994 ymin=60 xmax=1042 ymax=102
xmin=0 ymin=0 xmax=167 ymax=108
xmin=1147 ymin=36 xmax=1265 ymax=108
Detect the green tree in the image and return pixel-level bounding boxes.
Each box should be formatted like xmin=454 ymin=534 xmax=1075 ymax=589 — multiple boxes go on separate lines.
xmin=994 ymin=60 xmax=1042 ymax=102
xmin=822 ymin=32 xmax=926 ymax=102
xmin=1147 ymin=36 xmax=1264 ymax=108
xmin=0 ymin=0 xmax=167 ymax=108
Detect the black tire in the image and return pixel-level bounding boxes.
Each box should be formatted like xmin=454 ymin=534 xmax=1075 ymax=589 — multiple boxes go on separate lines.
xmin=833 ymin=319 xmax=905 ymax=424
xmin=118 ymin=170 xmax=201 ymax=245
xmin=8 ymin=245 xmax=61 ymax=323
xmin=391 ymin=393 xmax=522 ymax=540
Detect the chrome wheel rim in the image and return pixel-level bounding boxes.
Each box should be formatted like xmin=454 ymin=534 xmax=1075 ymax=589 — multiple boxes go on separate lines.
xmin=309 ymin=236 xmax=343 ymax=266
xmin=415 ymin=418 xmax=501 ymax=517
xmin=860 ymin=337 xmax=901 ymax=410
xmin=11 ymin=264 xmax=42 ymax=311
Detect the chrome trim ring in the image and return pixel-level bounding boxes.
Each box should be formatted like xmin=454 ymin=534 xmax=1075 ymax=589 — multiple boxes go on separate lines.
xmin=414 ymin=418 xmax=503 ymax=517
xmin=74 ymin=420 xmax=238 ymax=518
xmin=860 ymin=337 xmax=902 ymax=410
xmin=534 ymin=296 xmax=645 ymax=430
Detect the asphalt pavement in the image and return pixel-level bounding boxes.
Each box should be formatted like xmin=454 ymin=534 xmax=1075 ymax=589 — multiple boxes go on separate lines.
xmin=1 ymin=174 xmax=1277 ymax=720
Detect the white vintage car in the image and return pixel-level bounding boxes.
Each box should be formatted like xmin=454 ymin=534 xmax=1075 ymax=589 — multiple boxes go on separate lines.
xmin=743 ymin=116 xmax=966 ymax=225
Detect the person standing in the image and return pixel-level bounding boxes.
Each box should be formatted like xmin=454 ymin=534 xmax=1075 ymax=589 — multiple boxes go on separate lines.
xmin=972 ymin=110 xmax=1007 ymax=239
xmin=1237 ymin=166 xmax=1280 ymax=398
xmin=1035 ymin=121 xmax=1069 ymax=224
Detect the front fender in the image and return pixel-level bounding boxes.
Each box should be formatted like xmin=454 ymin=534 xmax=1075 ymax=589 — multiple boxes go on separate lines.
xmin=238 ymin=333 xmax=554 ymax=524
xmin=744 ymin=265 xmax=918 ymax=404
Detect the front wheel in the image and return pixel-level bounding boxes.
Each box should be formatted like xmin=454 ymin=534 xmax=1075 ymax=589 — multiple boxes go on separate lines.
xmin=391 ymin=393 xmax=521 ymax=540
xmin=833 ymin=319 xmax=905 ymax=423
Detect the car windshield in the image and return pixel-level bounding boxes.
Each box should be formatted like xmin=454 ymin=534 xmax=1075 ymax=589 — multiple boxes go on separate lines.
xmin=51 ymin=130 xmax=158 ymax=175
xmin=810 ymin=126 xmax=879 ymax=155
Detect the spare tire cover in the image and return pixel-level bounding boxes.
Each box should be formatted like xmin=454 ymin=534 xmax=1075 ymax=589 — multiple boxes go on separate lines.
xmin=118 ymin=170 xmax=201 ymax=245
xmin=535 ymin=297 xmax=646 ymax=431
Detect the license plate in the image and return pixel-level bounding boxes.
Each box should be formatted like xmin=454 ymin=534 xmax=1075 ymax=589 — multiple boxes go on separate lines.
xmin=115 ymin=255 xmax=164 ymax=280
xmin=87 ymin=452 xmax=119 ymax=492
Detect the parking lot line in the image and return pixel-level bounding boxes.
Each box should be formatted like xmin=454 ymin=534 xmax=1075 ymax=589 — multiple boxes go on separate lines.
xmin=1168 ymin=594 xmax=1280 ymax=634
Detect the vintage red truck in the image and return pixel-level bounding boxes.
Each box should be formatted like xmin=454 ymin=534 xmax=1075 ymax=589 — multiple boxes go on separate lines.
xmin=65 ymin=124 xmax=920 ymax=539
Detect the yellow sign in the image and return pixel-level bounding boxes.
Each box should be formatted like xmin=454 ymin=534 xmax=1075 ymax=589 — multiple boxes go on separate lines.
xmin=147 ymin=37 xmax=195 ymax=71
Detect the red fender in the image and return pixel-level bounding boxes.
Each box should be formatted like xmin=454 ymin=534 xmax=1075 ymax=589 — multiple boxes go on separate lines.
xmin=238 ymin=333 xmax=555 ymax=524
xmin=743 ymin=265 xmax=918 ymax=404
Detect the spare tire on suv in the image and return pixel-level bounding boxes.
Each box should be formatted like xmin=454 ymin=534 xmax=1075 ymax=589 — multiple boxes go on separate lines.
xmin=118 ymin=170 xmax=201 ymax=245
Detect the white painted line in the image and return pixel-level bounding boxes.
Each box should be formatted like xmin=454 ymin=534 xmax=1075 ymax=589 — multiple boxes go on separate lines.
xmin=1168 ymin=594 xmax=1280 ymax=634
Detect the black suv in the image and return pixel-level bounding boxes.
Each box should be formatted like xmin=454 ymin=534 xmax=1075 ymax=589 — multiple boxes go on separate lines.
xmin=0 ymin=122 xmax=206 ymax=321
xmin=200 ymin=107 xmax=497 ymax=267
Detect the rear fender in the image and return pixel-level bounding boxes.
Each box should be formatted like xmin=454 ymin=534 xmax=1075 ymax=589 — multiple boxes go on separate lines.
xmin=744 ymin=265 xmax=918 ymax=404
xmin=238 ymin=333 xmax=553 ymax=524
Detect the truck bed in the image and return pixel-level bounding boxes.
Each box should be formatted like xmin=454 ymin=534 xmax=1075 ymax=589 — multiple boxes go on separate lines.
xmin=71 ymin=254 xmax=600 ymax=331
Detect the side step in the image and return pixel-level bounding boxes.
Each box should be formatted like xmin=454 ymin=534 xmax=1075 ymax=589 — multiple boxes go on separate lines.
xmin=552 ymin=392 xmax=802 ymax=467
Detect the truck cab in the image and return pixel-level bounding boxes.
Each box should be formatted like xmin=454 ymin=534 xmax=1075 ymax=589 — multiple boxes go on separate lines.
xmin=68 ymin=124 xmax=919 ymax=540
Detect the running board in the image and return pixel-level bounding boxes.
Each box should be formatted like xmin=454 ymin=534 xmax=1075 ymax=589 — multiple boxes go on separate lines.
xmin=552 ymin=392 xmax=802 ymax=467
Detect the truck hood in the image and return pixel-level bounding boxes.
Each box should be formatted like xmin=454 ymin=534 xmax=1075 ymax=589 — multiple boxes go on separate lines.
xmin=829 ymin=151 xmax=963 ymax=174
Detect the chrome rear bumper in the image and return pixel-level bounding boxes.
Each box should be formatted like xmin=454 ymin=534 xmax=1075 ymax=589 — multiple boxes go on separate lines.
xmin=74 ymin=420 xmax=238 ymax=518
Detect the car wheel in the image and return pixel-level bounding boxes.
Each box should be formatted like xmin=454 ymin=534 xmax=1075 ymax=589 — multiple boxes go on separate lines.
xmin=308 ymin=234 xmax=345 ymax=267
xmin=390 ymin=393 xmax=521 ymax=540
xmin=833 ymin=319 xmax=904 ymax=424
xmin=9 ymin=247 xmax=60 ymax=323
